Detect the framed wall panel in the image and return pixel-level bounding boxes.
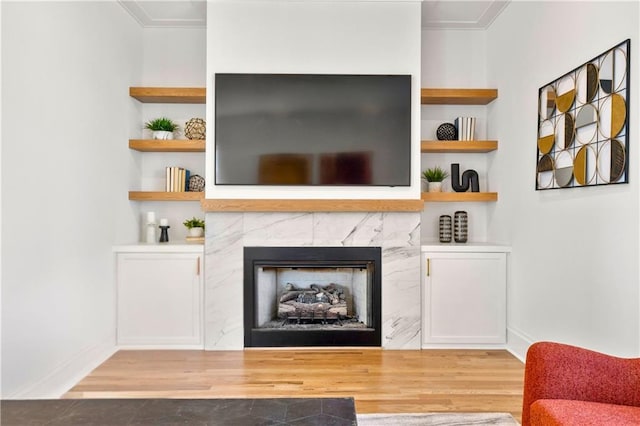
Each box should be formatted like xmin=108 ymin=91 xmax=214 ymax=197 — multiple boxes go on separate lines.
xmin=536 ymin=39 xmax=630 ymax=190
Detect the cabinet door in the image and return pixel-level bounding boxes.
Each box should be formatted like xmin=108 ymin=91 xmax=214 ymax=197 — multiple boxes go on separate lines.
xmin=117 ymin=253 xmax=203 ymax=347
xmin=422 ymin=252 xmax=506 ymax=345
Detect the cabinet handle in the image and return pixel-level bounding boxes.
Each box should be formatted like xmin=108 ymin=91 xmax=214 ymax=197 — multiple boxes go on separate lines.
xmin=426 ymin=258 xmax=430 ymax=276
xmin=197 ymin=257 xmax=201 ymax=276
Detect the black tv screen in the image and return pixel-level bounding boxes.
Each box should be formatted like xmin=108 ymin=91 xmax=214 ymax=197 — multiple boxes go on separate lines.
xmin=214 ymin=73 xmax=411 ymax=186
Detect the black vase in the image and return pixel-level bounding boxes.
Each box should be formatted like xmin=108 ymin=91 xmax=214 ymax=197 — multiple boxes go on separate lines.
xmin=439 ymin=215 xmax=452 ymax=243
xmin=454 ymin=211 xmax=468 ymax=243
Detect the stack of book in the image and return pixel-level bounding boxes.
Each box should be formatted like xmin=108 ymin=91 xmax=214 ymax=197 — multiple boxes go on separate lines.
xmin=165 ymin=166 xmax=191 ymax=192
xmin=454 ymin=117 xmax=476 ymax=141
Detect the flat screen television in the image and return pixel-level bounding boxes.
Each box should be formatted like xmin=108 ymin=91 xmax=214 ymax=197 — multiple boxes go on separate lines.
xmin=214 ymin=73 xmax=411 ymax=186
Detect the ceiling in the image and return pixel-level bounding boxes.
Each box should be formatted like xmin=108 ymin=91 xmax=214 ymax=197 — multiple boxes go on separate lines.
xmin=118 ymin=0 xmax=510 ymax=30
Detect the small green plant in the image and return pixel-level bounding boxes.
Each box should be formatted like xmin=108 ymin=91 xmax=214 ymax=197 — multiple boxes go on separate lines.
xmin=144 ymin=117 xmax=179 ymax=132
xmin=183 ymin=217 xmax=205 ymax=230
xmin=421 ymin=166 xmax=449 ymax=182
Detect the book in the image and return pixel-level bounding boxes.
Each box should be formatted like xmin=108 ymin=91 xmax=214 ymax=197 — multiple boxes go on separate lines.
xmin=164 ymin=166 xmax=191 ymax=192
xmin=455 ymin=116 xmax=476 ymax=141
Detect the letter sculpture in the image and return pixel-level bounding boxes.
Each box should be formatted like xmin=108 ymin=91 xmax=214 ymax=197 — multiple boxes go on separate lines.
xmin=451 ymin=163 xmax=480 ymax=192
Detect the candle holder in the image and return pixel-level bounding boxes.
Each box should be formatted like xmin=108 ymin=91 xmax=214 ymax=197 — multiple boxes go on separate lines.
xmin=145 ymin=211 xmax=157 ymax=243
xmin=159 ymin=225 xmax=170 ymax=243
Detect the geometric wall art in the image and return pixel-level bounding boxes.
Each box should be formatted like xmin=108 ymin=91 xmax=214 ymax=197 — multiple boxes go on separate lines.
xmin=537 ymin=39 xmax=630 ymax=190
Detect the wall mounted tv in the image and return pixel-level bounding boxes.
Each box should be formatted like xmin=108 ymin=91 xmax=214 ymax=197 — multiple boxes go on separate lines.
xmin=214 ymin=73 xmax=411 ymax=186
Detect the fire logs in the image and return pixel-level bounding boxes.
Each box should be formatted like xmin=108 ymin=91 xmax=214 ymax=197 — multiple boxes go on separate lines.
xmin=278 ymin=283 xmax=347 ymax=320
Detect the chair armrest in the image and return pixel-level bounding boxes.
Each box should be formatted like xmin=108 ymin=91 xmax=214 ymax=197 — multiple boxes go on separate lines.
xmin=522 ymin=341 xmax=640 ymax=426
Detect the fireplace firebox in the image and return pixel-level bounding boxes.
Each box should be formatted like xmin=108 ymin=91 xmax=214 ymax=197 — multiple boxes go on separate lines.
xmin=244 ymin=247 xmax=382 ymax=347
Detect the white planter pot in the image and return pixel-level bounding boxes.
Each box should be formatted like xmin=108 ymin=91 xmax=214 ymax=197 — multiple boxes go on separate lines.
xmin=187 ymin=227 xmax=204 ymax=237
xmin=428 ymin=182 xmax=443 ymax=192
xmin=152 ymin=130 xmax=174 ymax=140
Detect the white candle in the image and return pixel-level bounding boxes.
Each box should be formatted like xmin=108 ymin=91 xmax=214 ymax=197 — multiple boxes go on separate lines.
xmin=146 ymin=211 xmax=156 ymax=224
xmin=160 ymin=218 xmax=169 ymax=226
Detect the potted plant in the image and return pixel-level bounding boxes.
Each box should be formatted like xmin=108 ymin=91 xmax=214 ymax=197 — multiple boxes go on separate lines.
xmin=183 ymin=217 xmax=205 ymax=238
xmin=145 ymin=117 xmax=179 ymax=140
xmin=421 ymin=166 xmax=449 ymax=192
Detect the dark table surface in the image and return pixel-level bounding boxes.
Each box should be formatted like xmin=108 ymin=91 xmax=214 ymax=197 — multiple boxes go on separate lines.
xmin=0 ymin=397 xmax=357 ymax=426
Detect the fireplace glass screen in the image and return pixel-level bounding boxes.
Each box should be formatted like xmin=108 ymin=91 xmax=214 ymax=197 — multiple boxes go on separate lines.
xmin=257 ymin=265 xmax=373 ymax=329
xmin=244 ymin=247 xmax=381 ymax=347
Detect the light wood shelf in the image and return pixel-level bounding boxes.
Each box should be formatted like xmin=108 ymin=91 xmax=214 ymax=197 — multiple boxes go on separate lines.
xmin=421 ymin=140 xmax=498 ymax=153
xmin=129 ymin=87 xmax=206 ymax=104
xmin=201 ymin=199 xmax=425 ymax=212
xmin=129 ymin=139 xmax=205 ymax=152
xmin=421 ymin=88 xmax=497 ymax=105
xmin=421 ymin=192 xmax=498 ymax=202
xmin=129 ymin=191 xmax=204 ymax=201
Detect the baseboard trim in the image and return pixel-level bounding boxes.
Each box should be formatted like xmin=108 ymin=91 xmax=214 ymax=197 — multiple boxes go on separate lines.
xmin=9 ymin=335 xmax=117 ymax=399
xmin=421 ymin=343 xmax=506 ymax=350
xmin=506 ymin=327 xmax=534 ymax=362
xmin=116 ymin=344 xmax=204 ymax=350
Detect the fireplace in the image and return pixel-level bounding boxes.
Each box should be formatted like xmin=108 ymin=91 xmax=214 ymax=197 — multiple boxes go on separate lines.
xmin=244 ymin=246 xmax=382 ymax=347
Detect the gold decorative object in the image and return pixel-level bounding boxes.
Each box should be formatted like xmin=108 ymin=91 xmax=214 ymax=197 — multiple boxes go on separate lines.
xmin=609 ymin=93 xmax=626 ymax=137
xmin=555 ymin=89 xmax=575 ymax=113
xmin=574 ymin=145 xmax=589 ymax=185
xmin=537 ymin=39 xmax=630 ymax=190
xmin=184 ymin=118 xmax=206 ymax=140
xmin=538 ymin=135 xmax=555 ymax=155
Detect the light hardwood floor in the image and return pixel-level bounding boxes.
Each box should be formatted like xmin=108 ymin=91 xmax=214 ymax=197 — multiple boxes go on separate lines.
xmin=65 ymin=349 xmax=525 ymax=422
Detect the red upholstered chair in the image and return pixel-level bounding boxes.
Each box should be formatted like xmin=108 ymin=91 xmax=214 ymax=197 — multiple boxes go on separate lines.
xmin=522 ymin=341 xmax=640 ymax=425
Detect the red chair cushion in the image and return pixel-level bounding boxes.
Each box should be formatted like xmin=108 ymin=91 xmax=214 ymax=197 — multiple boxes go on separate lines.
xmin=531 ymin=399 xmax=640 ymax=426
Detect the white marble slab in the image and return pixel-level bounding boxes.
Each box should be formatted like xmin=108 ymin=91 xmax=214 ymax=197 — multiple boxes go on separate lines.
xmin=204 ymin=211 xmax=422 ymax=350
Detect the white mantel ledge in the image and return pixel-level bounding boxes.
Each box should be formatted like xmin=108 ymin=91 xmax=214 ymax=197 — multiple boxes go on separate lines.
xmin=113 ymin=243 xmax=204 ymax=253
xmin=421 ymin=242 xmax=512 ymax=253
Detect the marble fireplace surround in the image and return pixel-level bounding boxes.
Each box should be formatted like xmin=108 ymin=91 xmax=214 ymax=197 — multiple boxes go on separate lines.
xmin=204 ymin=209 xmax=422 ymax=350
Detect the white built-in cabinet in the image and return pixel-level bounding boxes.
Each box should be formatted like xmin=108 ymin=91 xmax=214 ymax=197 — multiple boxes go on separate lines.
xmin=421 ymin=245 xmax=510 ymax=348
xmin=115 ymin=245 xmax=204 ymax=348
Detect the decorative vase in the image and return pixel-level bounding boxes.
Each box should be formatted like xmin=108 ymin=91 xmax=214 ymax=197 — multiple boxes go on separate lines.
xmin=152 ymin=130 xmax=174 ymax=140
xmin=188 ymin=174 xmax=206 ymax=192
xmin=436 ymin=122 xmax=458 ymax=141
xmin=188 ymin=227 xmax=204 ymax=238
xmin=184 ymin=118 xmax=206 ymax=140
xmin=428 ymin=181 xmax=443 ymax=192
xmin=439 ymin=215 xmax=452 ymax=243
xmin=454 ymin=211 xmax=468 ymax=243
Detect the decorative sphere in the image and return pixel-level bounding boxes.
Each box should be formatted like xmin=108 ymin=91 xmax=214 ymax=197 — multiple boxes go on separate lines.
xmin=188 ymin=174 xmax=205 ymax=192
xmin=436 ymin=123 xmax=457 ymax=141
xmin=184 ymin=118 xmax=206 ymax=140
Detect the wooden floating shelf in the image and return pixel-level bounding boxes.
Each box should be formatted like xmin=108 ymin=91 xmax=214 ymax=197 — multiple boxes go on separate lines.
xmin=201 ymin=199 xmax=425 ymax=212
xmin=129 ymin=139 xmax=205 ymax=152
xmin=129 ymin=191 xmax=204 ymax=201
xmin=421 ymin=140 xmax=498 ymax=153
xmin=129 ymin=87 xmax=206 ymax=103
xmin=421 ymin=88 xmax=498 ymax=105
xmin=421 ymin=192 xmax=498 ymax=202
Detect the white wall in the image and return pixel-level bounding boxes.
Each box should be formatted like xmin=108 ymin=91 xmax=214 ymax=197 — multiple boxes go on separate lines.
xmin=1 ymin=2 xmax=142 ymax=397
xmin=130 ymin=28 xmax=207 ymax=242
xmin=206 ymin=0 xmax=422 ymax=200
xmin=487 ymin=1 xmax=639 ymax=358
xmin=0 ymin=0 xmax=4 ymax=395
xmin=420 ymin=29 xmax=493 ymax=243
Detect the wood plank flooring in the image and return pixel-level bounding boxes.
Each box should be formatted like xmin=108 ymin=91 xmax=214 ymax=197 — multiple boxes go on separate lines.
xmin=65 ymin=349 xmax=525 ymax=422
